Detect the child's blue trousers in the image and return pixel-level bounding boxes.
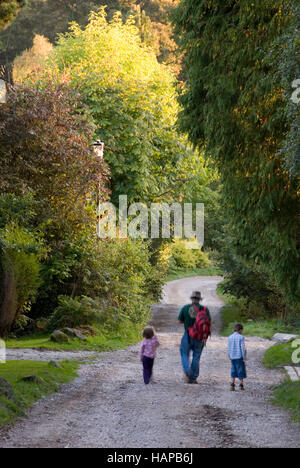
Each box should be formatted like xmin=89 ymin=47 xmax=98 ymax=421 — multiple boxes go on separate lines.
xmin=142 ymin=355 xmax=154 ymax=384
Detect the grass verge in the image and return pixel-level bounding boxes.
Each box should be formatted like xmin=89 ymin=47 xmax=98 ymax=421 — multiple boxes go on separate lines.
xmin=166 ymin=266 xmax=223 ymax=282
xmin=271 ymin=381 xmax=300 ymax=423
xmin=217 ymin=284 xmax=300 ymax=339
xmin=0 ymin=360 xmax=79 ymax=427
xmin=263 ymin=341 xmax=297 ymax=369
xmin=263 ymin=341 xmax=300 ymax=423
xmin=6 ymin=320 xmax=145 ymax=352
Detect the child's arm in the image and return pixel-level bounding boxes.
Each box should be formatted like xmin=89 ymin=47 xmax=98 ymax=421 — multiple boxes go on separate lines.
xmin=227 ymin=336 xmax=232 ymax=359
xmin=155 ymin=335 xmax=160 ymax=348
xmin=241 ymin=336 xmax=247 ymax=361
xmin=139 ymin=341 xmax=145 ymax=361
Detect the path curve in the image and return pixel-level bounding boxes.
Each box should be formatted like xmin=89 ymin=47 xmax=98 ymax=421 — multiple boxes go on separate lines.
xmin=1 ymin=276 xmax=299 ymax=448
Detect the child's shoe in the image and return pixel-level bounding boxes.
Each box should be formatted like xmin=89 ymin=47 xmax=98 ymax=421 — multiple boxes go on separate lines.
xmin=230 ymin=383 xmax=235 ymax=391
xmin=239 ymin=383 xmax=245 ymax=391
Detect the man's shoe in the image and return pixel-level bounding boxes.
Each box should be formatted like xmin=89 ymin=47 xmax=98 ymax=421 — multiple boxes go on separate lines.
xmin=184 ymin=372 xmax=191 ymax=383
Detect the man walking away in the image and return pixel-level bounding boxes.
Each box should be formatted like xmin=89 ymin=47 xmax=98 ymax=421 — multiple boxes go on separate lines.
xmin=178 ymin=291 xmax=211 ymax=384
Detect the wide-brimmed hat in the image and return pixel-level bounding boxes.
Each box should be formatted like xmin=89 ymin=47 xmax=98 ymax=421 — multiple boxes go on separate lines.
xmin=190 ymin=291 xmax=203 ymax=300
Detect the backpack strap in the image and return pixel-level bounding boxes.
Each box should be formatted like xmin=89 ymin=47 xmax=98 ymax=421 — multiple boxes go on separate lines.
xmin=192 ymin=304 xmax=206 ymax=315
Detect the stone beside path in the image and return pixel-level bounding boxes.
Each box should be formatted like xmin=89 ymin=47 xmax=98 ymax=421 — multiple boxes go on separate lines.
xmin=272 ymin=333 xmax=298 ymax=344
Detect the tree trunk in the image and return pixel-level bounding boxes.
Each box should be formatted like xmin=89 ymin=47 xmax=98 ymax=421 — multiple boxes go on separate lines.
xmin=0 ymin=270 xmax=17 ymax=336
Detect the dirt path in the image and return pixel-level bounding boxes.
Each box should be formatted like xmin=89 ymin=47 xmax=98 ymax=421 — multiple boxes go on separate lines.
xmin=1 ymin=276 xmax=299 ymax=448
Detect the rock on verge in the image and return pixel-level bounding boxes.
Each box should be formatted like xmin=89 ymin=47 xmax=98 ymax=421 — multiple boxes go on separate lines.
xmin=50 ymin=330 xmax=70 ymax=343
xmin=49 ymin=360 xmax=62 ymax=369
xmin=21 ymin=375 xmax=44 ymax=384
xmin=0 ymin=377 xmax=15 ymax=400
xmin=61 ymin=328 xmax=87 ymax=341
xmin=272 ymin=333 xmax=298 ymax=344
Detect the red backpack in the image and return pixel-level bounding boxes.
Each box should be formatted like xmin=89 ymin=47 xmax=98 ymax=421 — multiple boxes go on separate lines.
xmin=188 ymin=304 xmax=211 ymax=342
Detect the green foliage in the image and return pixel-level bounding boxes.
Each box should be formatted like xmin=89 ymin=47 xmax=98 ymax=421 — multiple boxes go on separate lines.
xmin=70 ymin=237 xmax=156 ymax=323
xmin=0 ymin=223 xmax=43 ymax=334
xmin=0 ymin=83 xmax=110 ymax=233
xmin=0 ymin=0 xmax=25 ymax=30
xmin=34 ymin=236 xmax=159 ymax=330
xmin=219 ymin=284 xmax=300 ymax=338
xmin=273 ymin=1 xmax=300 ymax=178
xmin=124 ymin=0 xmax=180 ymax=72
xmin=271 ymin=381 xmax=300 ymax=423
xmin=1 ymin=0 xmax=179 ymax=72
xmin=37 ymin=9 xmax=191 ymax=204
xmin=0 ymin=193 xmax=37 ymax=230
xmin=48 ymin=295 xmax=107 ymax=331
xmin=0 ymin=360 xmax=79 ymax=427
xmin=220 ymin=249 xmax=289 ymax=319
xmin=168 ymin=239 xmax=211 ymax=270
xmin=0 ymin=3 xmax=219 ymax=342
xmin=263 ymin=342 xmax=297 ymax=369
xmin=265 ymin=340 xmax=300 ymax=425
xmin=173 ymin=0 xmax=300 ymax=308
xmin=6 ymin=319 xmax=145 ymax=351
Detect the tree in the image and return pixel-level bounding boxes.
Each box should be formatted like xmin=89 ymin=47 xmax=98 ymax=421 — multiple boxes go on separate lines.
xmin=0 ymin=82 xmax=110 ymax=234
xmin=173 ymin=0 xmax=300 ymax=306
xmin=0 ymin=0 xmax=179 ymax=72
xmin=38 ymin=10 xmax=199 ymax=205
xmin=0 ymin=0 xmax=25 ymax=30
xmin=274 ymin=0 xmax=300 ymax=178
xmin=0 ymin=83 xmax=111 ymax=329
xmin=13 ymin=34 xmax=53 ymax=83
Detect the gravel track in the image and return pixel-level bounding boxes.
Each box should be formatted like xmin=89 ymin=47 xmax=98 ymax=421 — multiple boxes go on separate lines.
xmin=1 ymin=276 xmax=299 ymax=448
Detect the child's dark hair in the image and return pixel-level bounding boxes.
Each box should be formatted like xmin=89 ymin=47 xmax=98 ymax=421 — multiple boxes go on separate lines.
xmin=234 ymin=323 xmax=243 ymax=332
xmin=143 ymin=326 xmax=155 ymax=339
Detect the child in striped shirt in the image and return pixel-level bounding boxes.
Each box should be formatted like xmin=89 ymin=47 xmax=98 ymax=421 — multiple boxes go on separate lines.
xmin=228 ymin=323 xmax=247 ymax=391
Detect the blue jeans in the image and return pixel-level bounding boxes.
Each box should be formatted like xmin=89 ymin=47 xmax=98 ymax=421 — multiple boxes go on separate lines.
xmin=180 ymin=332 xmax=205 ymax=381
xmin=231 ymin=358 xmax=247 ymax=379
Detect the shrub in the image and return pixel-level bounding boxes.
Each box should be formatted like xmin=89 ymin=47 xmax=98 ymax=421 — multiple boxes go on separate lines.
xmin=48 ymin=296 xmax=107 ymax=331
xmin=220 ymin=256 xmax=289 ymax=320
xmin=67 ymin=238 xmax=156 ymax=324
xmin=0 ymin=223 xmax=42 ymax=335
xmin=0 ymin=83 xmax=110 ymax=231
xmin=0 ymin=193 xmax=37 ymax=230
xmin=169 ymin=239 xmax=211 ymax=270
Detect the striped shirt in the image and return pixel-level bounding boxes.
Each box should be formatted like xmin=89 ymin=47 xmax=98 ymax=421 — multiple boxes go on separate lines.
xmin=228 ymin=332 xmax=247 ymax=360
